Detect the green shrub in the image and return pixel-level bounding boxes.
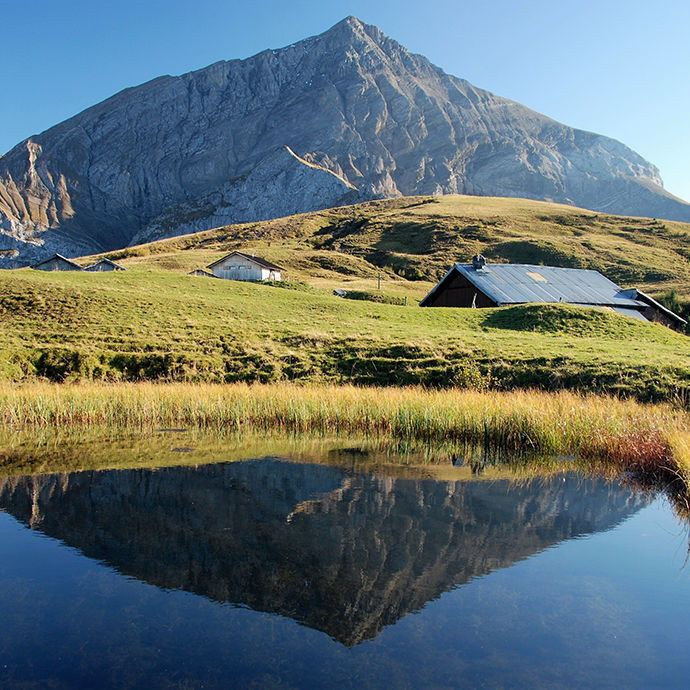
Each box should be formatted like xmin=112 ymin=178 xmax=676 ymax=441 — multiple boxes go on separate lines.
xmin=34 ymin=349 xmax=101 ymax=382
xmin=262 ymin=280 xmax=315 ymax=292
xmin=340 ymin=290 xmax=406 ymax=306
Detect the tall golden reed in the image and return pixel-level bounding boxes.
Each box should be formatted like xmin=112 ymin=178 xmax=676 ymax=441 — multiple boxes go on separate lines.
xmin=1 ymin=383 xmax=688 ymax=478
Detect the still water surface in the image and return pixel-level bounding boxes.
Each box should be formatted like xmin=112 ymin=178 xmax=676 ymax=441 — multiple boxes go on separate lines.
xmin=0 ymin=441 xmax=688 ymax=688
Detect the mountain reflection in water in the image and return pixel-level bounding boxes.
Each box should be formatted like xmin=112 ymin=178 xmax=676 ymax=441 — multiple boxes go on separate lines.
xmin=0 ymin=456 xmax=650 ymax=646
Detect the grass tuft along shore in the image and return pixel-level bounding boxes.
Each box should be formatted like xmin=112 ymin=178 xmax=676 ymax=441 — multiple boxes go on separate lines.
xmin=2 ymin=383 xmax=689 ymax=489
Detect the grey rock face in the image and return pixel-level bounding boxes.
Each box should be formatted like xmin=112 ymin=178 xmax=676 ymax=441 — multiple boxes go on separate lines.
xmin=129 ymin=145 xmax=362 ymax=245
xmin=1 ymin=16 xmax=689 ymax=266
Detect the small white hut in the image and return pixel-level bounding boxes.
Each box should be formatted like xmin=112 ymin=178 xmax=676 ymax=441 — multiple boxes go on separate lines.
xmin=206 ymin=251 xmax=283 ymax=282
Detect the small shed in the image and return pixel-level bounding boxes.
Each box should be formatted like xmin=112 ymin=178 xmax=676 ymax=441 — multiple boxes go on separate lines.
xmin=84 ymin=258 xmax=126 ymax=272
xmin=420 ymin=256 xmax=686 ymax=330
xmin=30 ymin=254 xmax=84 ymax=272
xmin=206 ymin=251 xmax=283 ymax=282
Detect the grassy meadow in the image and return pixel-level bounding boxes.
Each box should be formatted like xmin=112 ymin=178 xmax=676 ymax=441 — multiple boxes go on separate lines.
xmin=1 ymin=193 xmax=690 ymax=418
xmin=104 ymin=194 xmax=690 ymax=303
xmin=1 ymin=257 xmax=690 ymax=399
xmin=0 ymin=382 xmax=680 ymax=455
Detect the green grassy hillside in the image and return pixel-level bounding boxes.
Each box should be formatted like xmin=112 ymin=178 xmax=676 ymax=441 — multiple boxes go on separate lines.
xmin=1 ymin=264 xmax=689 ymax=400
xmin=101 ymin=194 xmax=690 ymax=305
xmin=2 ymin=194 xmax=690 ymax=400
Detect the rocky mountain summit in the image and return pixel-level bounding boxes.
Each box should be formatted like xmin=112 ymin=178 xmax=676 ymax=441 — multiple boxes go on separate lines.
xmin=2 ymin=16 xmax=689 ymax=266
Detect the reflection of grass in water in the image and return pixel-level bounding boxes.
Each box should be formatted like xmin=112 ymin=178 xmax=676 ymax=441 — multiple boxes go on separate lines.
xmin=0 ymin=426 xmax=553 ymax=477
xmin=1 ymin=425 xmax=687 ymax=521
xmin=0 ymin=428 xmax=337 ymax=476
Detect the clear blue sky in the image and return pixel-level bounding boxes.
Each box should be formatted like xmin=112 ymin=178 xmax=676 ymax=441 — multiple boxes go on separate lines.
xmin=1 ymin=0 xmax=688 ymax=201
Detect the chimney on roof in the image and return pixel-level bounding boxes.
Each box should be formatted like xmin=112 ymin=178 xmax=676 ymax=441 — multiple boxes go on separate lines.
xmin=471 ymin=254 xmax=487 ymax=270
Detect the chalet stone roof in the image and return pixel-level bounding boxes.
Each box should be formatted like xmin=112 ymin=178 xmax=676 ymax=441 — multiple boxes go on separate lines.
xmin=187 ymin=269 xmax=217 ymax=278
xmin=206 ymin=251 xmax=283 ymax=271
xmin=422 ymin=262 xmax=645 ymax=307
xmin=84 ymin=258 xmax=126 ymax=271
xmin=30 ymin=254 xmax=84 ymax=270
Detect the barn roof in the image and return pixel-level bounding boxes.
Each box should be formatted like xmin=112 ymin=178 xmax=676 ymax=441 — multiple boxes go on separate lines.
xmin=84 ymin=258 xmax=126 ymax=271
xmin=30 ymin=254 xmax=84 ymax=270
xmin=187 ymin=268 xmax=217 ymax=278
xmin=421 ymin=262 xmax=646 ymax=309
xmin=206 ymin=251 xmax=283 ymax=271
xmin=634 ymin=289 xmax=687 ymax=325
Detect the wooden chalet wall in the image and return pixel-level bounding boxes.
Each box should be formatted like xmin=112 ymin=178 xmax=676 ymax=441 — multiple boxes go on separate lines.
xmin=423 ymin=271 xmax=497 ymax=308
xmin=640 ymin=305 xmax=682 ymax=330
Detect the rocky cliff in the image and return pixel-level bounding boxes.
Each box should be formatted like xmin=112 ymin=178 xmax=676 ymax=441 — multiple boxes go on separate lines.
xmin=2 ymin=16 xmax=689 ymax=266
xmin=0 ymin=458 xmax=650 ymax=645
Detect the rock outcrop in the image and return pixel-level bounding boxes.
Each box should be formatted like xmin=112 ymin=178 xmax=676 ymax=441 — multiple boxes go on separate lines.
xmin=2 ymin=16 xmax=689 ymax=266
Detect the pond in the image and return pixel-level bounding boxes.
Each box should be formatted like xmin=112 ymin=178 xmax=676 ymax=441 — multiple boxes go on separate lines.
xmin=0 ymin=435 xmax=688 ymax=688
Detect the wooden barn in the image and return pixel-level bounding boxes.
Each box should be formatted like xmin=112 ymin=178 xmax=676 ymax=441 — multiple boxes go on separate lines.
xmin=420 ymin=255 xmax=686 ymax=330
xmin=30 ymin=254 xmax=84 ymax=272
xmin=206 ymin=252 xmax=283 ymax=282
xmin=84 ymin=258 xmax=126 ymax=272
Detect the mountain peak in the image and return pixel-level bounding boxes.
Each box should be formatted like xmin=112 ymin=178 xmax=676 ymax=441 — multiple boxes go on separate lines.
xmin=1 ymin=17 xmax=689 ymax=266
xmin=318 ymin=15 xmax=386 ymax=47
xmin=326 ymin=15 xmax=367 ymax=33
xmin=334 ymin=15 xmax=365 ymax=28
